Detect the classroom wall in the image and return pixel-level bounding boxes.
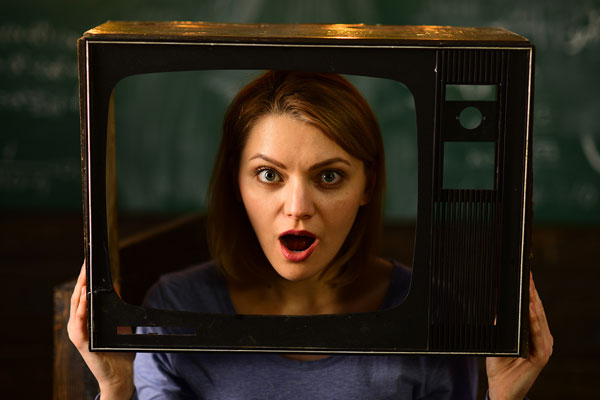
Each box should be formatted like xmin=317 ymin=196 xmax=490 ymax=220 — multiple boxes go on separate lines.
xmin=1 ymin=1 xmax=599 ymax=398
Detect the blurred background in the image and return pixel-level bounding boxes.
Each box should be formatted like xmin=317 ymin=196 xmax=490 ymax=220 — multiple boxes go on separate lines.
xmin=1 ymin=0 xmax=598 ymax=398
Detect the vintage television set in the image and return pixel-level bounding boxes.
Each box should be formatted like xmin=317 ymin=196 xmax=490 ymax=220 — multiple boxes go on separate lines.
xmin=79 ymin=21 xmax=534 ymax=356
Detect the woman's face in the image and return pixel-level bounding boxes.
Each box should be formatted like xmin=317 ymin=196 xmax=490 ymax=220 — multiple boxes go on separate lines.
xmin=238 ymin=114 xmax=369 ymax=282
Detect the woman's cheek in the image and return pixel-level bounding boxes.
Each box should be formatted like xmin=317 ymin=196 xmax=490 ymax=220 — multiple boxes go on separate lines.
xmin=325 ymin=190 xmax=362 ymax=214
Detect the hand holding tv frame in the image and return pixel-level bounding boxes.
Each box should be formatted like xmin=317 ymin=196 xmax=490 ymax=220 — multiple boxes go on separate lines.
xmin=79 ymin=22 xmax=534 ymax=356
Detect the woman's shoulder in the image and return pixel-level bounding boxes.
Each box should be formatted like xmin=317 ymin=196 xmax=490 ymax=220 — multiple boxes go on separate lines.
xmin=381 ymin=260 xmax=412 ymax=309
xmin=143 ymin=261 xmax=235 ymax=313
xmin=155 ymin=260 xmax=220 ymax=285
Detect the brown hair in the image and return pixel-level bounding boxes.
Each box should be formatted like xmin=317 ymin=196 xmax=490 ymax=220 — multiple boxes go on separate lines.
xmin=207 ymin=70 xmax=385 ymax=286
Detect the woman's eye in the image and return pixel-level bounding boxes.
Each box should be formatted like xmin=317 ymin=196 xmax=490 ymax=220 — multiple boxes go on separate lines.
xmin=257 ymin=169 xmax=281 ymax=183
xmin=319 ymin=170 xmax=342 ymax=185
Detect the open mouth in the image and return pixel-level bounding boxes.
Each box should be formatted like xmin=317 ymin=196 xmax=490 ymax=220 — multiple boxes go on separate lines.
xmin=278 ymin=230 xmax=318 ymax=262
xmin=280 ymin=234 xmax=316 ymax=252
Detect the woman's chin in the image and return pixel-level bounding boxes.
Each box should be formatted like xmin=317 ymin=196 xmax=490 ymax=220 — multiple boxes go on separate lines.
xmin=270 ymin=261 xmax=322 ymax=283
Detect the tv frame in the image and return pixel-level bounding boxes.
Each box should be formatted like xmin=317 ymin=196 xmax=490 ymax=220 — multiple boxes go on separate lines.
xmin=79 ymin=22 xmax=534 ymax=356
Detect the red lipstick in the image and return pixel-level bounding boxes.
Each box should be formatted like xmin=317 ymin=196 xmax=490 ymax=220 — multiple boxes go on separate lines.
xmin=279 ymin=230 xmax=319 ymax=262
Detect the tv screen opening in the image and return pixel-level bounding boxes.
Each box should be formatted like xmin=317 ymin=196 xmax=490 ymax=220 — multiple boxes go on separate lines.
xmin=79 ymin=22 xmax=533 ymax=356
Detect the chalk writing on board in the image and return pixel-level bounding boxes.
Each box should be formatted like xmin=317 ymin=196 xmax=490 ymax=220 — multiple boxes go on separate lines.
xmin=567 ymin=9 xmax=600 ymax=55
xmin=573 ymin=181 xmax=599 ymax=211
xmin=0 ymin=52 xmax=77 ymax=81
xmin=0 ymin=21 xmax=81 ymax=207
xmin=0 ymin=89 xmax=78 ymax=117
xmin=0 ymin=159 xmax=79 ymax=193
xmin=534 ymin=138 xmax=560 ymax=165
xmin=0 ymin=22 xmax=79 ymax=117
xmin=581 ymin=133 xmax=600 ymax=176
xmin=0 ymin=21 xmax=78 ymax=49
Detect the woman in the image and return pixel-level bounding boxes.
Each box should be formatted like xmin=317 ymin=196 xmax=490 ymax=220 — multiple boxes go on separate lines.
xmin=69 ymin=71 xmax=553 ymax=399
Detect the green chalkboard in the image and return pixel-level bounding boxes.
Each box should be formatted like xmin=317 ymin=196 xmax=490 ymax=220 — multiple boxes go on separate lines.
xmin=2 ymin=0 xmax=599 ymax=224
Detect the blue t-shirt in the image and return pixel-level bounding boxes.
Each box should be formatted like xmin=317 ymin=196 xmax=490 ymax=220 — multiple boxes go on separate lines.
xmin=133 ymin=261 xmax=479 ymax=399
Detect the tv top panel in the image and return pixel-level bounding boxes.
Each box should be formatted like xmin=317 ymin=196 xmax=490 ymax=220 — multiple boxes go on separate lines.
xmin=83 ymin=21 xmax=531 ymax=46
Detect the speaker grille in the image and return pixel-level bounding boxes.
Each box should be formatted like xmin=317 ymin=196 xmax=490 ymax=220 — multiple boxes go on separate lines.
xmin=441 ymin=49 xmax=507 ymax=84
xmin=430 ymin=189 xmax=501 ymax=351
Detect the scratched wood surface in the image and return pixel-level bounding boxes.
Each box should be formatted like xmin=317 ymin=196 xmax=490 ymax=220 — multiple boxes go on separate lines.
xmin=83 ymin=21 xmax=530 ymax=46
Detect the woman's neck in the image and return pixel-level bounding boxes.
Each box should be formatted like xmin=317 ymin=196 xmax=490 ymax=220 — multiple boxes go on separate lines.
xmin=227 ymin=258 xmax=393 ymax=316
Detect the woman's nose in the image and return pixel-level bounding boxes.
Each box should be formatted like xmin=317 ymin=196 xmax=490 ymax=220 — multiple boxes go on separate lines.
xmin=284 ymin=180 xmax=315 ymax=220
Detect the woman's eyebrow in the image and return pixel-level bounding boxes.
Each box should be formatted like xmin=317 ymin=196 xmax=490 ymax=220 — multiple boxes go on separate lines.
xmin=248 ymin=153 xmax=287 ymax=169
xmin=248 ymin=154 xmax=351 ymax=171
xmin=309 ymin=157 xmax=351 ymax=171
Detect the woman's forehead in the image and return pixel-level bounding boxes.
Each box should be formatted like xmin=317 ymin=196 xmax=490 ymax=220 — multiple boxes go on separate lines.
xmin=241 ymin=114 xmax=360 ymax=168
